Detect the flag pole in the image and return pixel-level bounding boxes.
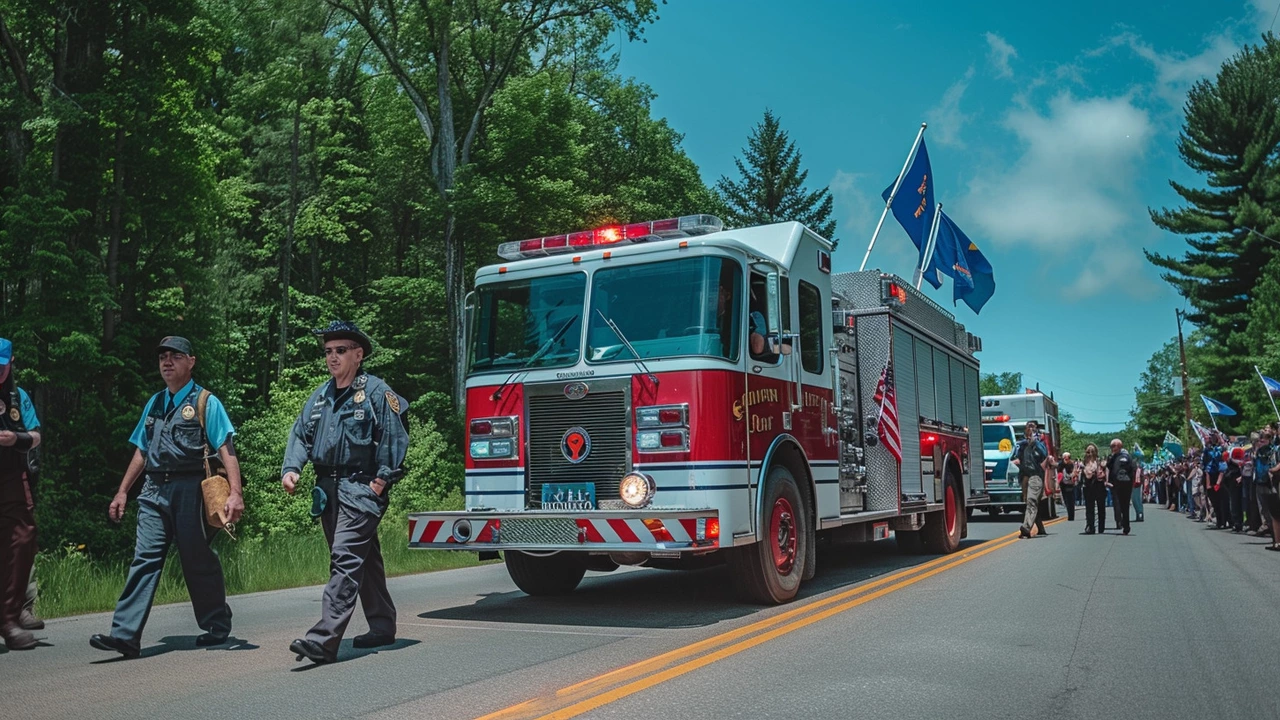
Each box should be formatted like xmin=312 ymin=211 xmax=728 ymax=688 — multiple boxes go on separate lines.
xmin=859 ymin=122 xmax=927 ymax=272
xmin=914 ymin=202 xmax=944 ymax=290
xmin=1256 ymin=365 xmax=1280 ymax=422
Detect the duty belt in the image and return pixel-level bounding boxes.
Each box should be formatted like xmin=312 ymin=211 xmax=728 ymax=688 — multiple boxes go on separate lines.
xmin=146 ymin=470 xmax=205 ymax=483
xmin=314 ymin=465 xmax=367 ymax=480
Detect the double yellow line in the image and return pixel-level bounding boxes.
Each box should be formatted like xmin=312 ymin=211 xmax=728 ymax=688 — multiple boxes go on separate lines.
xmin=479 ymin=519 xmax=1061 ymax=720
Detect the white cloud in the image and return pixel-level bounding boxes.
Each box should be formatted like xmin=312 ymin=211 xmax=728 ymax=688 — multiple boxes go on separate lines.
xmin=1095 ymin=32 xmax=1238 ymax=107
xmin=925 ymin=66 xmax=975 ymax=147
xmin=961 ymin=92 xmax=1157 ymax=299
xmin=985 ymin=32 xmax=1017 ymax=78
xmin=1249 ymin=0 xmax=1278 ymax=33
xmin=966 ymin=92 xmax=1153 ymax=248
xmin=1063 ymin=243 xmax=1160 ymax=299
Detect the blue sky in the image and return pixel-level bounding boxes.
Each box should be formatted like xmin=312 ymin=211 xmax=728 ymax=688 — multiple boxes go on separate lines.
xmin=616 ymin=0 xmax=1279 ymax=431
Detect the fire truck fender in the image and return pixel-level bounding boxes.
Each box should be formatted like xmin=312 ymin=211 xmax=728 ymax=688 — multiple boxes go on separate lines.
xmin=755 ymin=434 xmax=817 ymax=579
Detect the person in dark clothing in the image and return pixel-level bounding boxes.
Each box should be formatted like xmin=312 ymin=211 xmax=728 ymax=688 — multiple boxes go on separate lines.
xmin=1223 ymin=447 xmax=1245 ymax=533
xmin=282 ymin=321 xmax=410 ymax=665
xmin=1080 ymin=444 xmax=1107 ymax=534
xmin=1204 ymin=434 xmax=1229 ymax=529
xmin=0 ymin=339 xmax=42 ymax=651
xmin=1057 ymin=452 xmax=1078 ymax=521
xmin=1012 ymin=421 xmax=1049 ymax=539
xmin=1106 ymin=439 xmax=1137 ymax=535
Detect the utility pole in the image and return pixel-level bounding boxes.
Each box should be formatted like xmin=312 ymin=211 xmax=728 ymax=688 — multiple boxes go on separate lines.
xmin=1176 ymin=309 xmax=1193 ymax=444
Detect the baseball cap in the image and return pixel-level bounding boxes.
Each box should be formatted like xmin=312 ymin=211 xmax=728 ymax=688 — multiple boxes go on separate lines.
xmin=156 ymin=336 xmax=194 ymax=355
xmin=0 ymin=338 xmax=11 ymax=366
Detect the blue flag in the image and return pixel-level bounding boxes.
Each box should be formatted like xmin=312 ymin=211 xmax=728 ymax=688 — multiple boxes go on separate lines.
xmin=1200 ymin=395 xmax=1237 ymax=416
xmin=935 ymin=212 xmax=994 ymax=313
xmin=1261 ymin=374 xmax=1280 ymax=397
xmin=881 ymin=138 xmax=934 ymax=255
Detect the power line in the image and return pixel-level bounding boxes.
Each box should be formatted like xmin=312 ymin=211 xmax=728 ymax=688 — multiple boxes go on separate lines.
xmin=1272 ymin=1 xmax=1280 ymax=32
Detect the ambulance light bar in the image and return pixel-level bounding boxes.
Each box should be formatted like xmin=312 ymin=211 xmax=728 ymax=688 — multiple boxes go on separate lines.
xmin=497 ymin=215 xmax=724 ymax=260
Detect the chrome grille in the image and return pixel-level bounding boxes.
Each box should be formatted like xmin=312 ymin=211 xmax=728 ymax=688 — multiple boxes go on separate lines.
xmin=527 ymin=388 xmax=629 ymax=508
xmin=501 ymin=518 xmax=581 ymax=544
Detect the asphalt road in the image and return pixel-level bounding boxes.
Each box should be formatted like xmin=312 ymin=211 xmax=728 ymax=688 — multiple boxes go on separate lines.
xmin=3 ymin=504 xmax=1278 ymax=720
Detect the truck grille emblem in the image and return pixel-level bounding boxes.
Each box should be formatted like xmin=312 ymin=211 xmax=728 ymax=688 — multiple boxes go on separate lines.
xmin=561 ymin=427 xmax=592 ymax=464
xmin=564 ymin=382 xmax=589 ymax=400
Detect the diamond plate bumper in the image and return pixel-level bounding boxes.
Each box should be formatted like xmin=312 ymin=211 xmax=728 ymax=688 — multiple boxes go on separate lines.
xmin=407 ymin=509 xmax=720 ymax=552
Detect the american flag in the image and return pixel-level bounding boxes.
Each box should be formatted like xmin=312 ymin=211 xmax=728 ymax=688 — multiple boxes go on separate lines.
xmin=874 ymin=358 xmax=902 ymax=463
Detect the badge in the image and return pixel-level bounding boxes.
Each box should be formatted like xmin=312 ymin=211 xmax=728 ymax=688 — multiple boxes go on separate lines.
xmin=560 ymin=426 xmax=592 ymax=464
xmin=385 ymin=391 xmax=401 ymax=414
xmin=8 ymin=407 xmax=19 ymax=422
xmin=354 ymin=410 xmax=365 ymax=421
xmin=563 ymin=382 xmax=588 ymax=400
xmin=354 ymin=390 xmax=366 ymax=404
xmin=181 ymin=405 xmax=196 ymax=420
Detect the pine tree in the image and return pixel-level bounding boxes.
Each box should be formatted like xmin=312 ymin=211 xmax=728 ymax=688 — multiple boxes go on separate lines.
xmin=1146 ymin=35 xmax=1280 ymax=408
xmin=716 ymin=109 xmax=838 ymax=246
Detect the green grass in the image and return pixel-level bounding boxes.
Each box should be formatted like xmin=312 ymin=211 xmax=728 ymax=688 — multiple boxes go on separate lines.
xmin=34 ymin=520 xmax=488 ymax=619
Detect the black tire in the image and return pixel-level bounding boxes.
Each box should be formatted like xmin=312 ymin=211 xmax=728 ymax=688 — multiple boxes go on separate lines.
xmin=922 ymin=470 xmax=963 ymax=554
xmin=504 ymin=551 xmax=587 ymax=596
xmin=728 ymin=465 xmax=808 ymax=604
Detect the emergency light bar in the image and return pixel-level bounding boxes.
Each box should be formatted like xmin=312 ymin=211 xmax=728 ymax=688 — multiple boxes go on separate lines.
xmin=496 ymin=214 xmax=724 ymax=261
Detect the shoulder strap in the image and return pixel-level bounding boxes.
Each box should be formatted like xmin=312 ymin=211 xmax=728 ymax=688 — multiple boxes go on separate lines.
xmin=197 ymin=389 xmax=212 ymax=477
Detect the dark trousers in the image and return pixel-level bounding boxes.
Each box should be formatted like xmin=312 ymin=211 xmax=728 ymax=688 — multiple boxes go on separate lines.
xmin=307 ymin=478 xmax=396 ymax=657
xmin=1060 ymin=485 xmax=1076 ymax=521
xmin=1245 ymin=481 xmax=1261 ymax=531
xmin=0 ymin=471 xmax=36 ymax=631
xmin=1085 ymin=483 xmax=1107 ymax=532
xmin=1224 ymin=480 xmax=1243 ymax=531
xmin=1112 ymin=481 xmax=1134 ymax=533
xmin=1211 ymin=483 xmax=1231 ymax=528
xmin=110 ymin=477 xmax=231 ymax=649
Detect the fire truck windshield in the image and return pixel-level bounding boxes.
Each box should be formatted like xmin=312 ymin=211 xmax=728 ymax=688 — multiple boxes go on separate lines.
xmin=586 ymin=256 xmax=742 ymax=363
xmin=468 ymin=272 xmax=586 ymax=374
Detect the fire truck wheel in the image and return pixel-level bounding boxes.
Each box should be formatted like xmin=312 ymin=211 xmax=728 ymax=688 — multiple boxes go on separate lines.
xmin=728 ymin=466 xmax=808 ymax=604
xmin=504 ymin=551 xmax=587 ymax=596
xmin=922 ymin=472 xmax=963 ymax=554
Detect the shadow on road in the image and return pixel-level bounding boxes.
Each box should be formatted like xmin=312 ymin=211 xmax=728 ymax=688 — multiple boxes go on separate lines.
xmin=418 ymin=531 xmax=1007 ymax=631
xmin=290 ymin=638 xmax=422 ymax=671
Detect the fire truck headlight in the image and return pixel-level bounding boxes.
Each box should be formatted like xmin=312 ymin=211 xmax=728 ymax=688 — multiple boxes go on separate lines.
xmin=619 ymin=472 xmax=655 ymax=508
xmin=636 ymin=431 xmax=662 ymax=450
xmin=469 ymin=440 xmax=491 ymax=458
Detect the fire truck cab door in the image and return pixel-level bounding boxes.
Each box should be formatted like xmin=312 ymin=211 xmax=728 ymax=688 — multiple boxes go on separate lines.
xmin=745 ymin=269 xmax=793 ymax=532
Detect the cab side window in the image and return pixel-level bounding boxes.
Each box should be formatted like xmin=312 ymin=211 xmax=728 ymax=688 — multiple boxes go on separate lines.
xmin=797 ymin=280 xmax=823 ymax=374
xmin=749 ymin=273 xmax=782 ymax=364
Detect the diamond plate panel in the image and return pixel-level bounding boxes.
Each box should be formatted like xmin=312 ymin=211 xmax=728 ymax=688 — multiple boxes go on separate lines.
xmin=831 ymin=271 xmax=972 ymax=357
xmin=501 ymin=518 xmax=581 ymax=544
xmin=856 ymin=314 xmax=899 ymax=512
xmin=894 ymin=325 xmax=921 ymax=498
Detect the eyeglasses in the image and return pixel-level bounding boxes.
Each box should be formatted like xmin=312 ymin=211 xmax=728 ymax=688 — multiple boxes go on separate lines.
xmin=323 ymin=345 xmax=358 ymax=356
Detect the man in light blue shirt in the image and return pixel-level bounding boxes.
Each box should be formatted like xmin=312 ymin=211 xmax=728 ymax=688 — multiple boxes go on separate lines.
xmin=91 ymin=336 xmax=244 ymax=658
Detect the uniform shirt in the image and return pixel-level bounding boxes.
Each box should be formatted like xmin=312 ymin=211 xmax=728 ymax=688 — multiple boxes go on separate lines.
xmin=1012 ymin=436 xmax=1047 ymax=478
xmin=13 ymin=388 xmax=39 ymax=430
xmin=128 ymin=379 xmax=234 ymax=451
xmin=0 ymin=386 xmax=40 ymax=476
xmin=1107 ymin=450 xmax=1135 ymax=484
xmin=282 ymin=372 xmax=409 ymax=486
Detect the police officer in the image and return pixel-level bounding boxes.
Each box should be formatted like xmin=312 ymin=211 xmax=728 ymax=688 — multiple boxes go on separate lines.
xmin=1012 ymin=421 xmax=1049 ymax=539
xmin=1106 ymin=438 xmax=1136 ymax=535
xmin=0 ymin=338 xmax=42 ymax=650
xmin=282 ymin=321 xmax=408 ymax=664
xmin=90 ymin=336 xmax=244 ymax=658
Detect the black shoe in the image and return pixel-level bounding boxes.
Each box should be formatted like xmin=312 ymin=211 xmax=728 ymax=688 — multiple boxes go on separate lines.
xmin=290 ymin=638 xmax=335 ymax=664
xmin=1019 ymin=527 xmax=1031 ymax=539
xmin=1123 ymin=527 xmax=1131 ymax=535
xmin=352 ymin=632 xmax=396 ymax=649
xmin=1083 ymin=528 xmax=1095 ymax=535
xmin=90 ymin=633 xmax=140 ymax=659
xmin=196 ymin=633 xmax=229 ymax=647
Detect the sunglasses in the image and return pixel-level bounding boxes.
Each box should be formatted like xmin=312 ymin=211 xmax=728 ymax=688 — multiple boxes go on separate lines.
xmin=323 ymin=345 xmax=358 ymax=356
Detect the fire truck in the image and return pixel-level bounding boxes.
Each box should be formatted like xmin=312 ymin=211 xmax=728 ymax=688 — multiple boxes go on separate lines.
xmin=976 ymin=391 xmax=1060 ymax=515
xmin=408 ymin=215 xmax=985 ymax=604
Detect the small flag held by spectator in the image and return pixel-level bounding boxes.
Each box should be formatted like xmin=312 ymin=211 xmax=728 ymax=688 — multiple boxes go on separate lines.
xmin=1200 ymin=395 xmax=1237 ymax=417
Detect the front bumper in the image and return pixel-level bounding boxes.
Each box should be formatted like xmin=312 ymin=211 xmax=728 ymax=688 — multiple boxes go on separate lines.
xmin=407 ymin=508 xmax=721 ymax=552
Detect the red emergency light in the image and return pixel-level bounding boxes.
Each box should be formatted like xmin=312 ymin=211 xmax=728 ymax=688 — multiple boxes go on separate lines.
xmin=981 ymin=414 xmax=1011 ymax=423
xmin=497 ymin=215 xmax=724 ymax=260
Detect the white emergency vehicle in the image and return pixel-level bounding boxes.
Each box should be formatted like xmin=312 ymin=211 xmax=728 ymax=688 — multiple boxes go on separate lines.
xmin=976 ymin=391 xmax=1060 ymax=515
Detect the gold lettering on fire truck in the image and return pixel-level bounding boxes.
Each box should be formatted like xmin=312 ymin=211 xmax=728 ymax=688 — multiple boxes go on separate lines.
xmin=733 ymin=387 xmax=780 ymax=433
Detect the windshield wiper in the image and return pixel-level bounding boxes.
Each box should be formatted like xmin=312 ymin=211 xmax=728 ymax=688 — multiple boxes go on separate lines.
xmin=594 ymin=309 xmax=658 ymax=388
xmin=490 ymin=314 xmax=579 ymax=401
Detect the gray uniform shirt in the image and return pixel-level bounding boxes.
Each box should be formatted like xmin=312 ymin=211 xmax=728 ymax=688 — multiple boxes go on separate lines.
xmin=282 ymin=372 xmax=409 ymax=491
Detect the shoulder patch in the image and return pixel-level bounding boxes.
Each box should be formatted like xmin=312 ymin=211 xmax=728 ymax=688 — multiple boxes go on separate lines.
xmin=385 ymin=391 xmax=401 ymax=415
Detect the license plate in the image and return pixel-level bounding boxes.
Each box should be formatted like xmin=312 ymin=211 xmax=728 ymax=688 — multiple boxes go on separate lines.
xmin=541 ymin=482 xmax=596 ymax=510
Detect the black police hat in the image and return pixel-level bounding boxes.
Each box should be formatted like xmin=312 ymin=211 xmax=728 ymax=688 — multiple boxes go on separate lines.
xmin=157 ymin=336 xmax=194 ymax=355
xmin=312 ymin=320 xmax=373 ymax=357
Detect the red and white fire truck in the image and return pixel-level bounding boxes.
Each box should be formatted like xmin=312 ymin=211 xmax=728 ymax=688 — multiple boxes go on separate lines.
xmin=408 ymin=215 xmax=985 ymax=604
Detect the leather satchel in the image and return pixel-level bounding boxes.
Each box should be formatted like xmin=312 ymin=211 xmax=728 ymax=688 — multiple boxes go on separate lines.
xmin=195 ymin=389 xmax=235 ymax=538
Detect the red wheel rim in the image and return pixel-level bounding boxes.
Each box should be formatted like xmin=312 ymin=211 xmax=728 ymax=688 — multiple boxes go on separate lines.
xmin=944 ymin=484 xmax=957 ymax=537
xmin=770 ymin=496 xmax=797 ymax=574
